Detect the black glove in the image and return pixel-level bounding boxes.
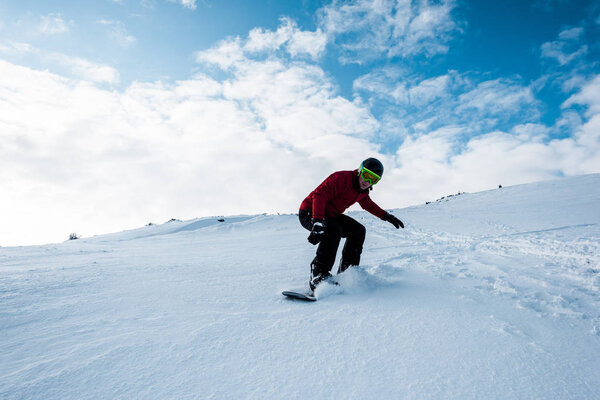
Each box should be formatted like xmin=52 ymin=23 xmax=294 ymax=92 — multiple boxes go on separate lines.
xmin=307 ymin=219 xmax=326 ymax=245
xmin=382 ymin=212 xmax=404 ymax=229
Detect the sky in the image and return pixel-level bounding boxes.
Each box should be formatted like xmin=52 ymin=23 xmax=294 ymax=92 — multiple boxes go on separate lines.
xmin=1 ymin=0 xmax=599 ymax=246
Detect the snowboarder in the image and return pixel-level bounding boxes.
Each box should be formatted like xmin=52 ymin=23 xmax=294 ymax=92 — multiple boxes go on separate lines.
xmin=299 ymin=157 xmax=404 ymax=291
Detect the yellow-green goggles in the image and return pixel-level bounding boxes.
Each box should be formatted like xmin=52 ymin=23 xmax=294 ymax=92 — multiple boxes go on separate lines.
xmin=359 ymin=164 xmax=381 ymax=185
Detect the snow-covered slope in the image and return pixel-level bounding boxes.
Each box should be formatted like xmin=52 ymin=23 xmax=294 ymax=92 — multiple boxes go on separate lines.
xmin=1 ymin=174 xmax=599 ymax=399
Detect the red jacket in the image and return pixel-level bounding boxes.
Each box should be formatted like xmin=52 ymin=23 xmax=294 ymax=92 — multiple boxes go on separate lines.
xmin=300 ymin=170 xmax=387 ymax=220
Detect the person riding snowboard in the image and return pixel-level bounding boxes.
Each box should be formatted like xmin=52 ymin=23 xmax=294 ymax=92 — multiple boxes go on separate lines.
xmin=299 ymin=157 xmax=404 ymax=291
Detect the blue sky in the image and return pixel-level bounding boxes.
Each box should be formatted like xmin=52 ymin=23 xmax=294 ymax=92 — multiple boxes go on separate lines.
xmin=1 ymin=0 xmax=600 ymax=246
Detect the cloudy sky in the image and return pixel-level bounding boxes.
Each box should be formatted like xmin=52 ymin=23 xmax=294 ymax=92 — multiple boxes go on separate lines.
xmin=1 ymin=0 xmax=599 ymax=246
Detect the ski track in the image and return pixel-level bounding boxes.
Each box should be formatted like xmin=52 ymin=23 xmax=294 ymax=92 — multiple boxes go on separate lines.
xmin=372 ymin=222 xmax=600 ymax=334
xmin=1 ymin=174 xmax=600 ymax=399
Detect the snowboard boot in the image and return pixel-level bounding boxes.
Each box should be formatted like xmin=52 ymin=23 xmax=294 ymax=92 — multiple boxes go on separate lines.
xmin=309 ymin=261 xmax=333 ymax=291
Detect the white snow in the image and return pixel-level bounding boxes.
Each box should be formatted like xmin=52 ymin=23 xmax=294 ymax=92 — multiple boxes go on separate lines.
xmin=1 ymin=174 xmax=600 ymax=399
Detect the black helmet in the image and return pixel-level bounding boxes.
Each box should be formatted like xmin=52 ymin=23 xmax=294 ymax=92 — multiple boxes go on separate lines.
xmin=360 ymin=157 xmax=384 ymax=177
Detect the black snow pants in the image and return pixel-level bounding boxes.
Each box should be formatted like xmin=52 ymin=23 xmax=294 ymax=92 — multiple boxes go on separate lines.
xmin=299 ymin=208 xmax=366 ymax=275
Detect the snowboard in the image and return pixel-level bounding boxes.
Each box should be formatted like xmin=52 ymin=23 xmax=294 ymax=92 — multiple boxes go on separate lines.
xmin=282 ymin=290 xmax=317 ymax=301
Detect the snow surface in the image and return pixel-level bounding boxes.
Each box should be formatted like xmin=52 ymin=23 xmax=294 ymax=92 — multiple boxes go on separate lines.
xmin=1 ymin=174 xmax=600 ymax=399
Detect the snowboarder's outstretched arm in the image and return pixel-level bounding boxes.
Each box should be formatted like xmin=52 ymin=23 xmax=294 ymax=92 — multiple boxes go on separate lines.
xmin=358 ymin=195 xmax=386 ymax=219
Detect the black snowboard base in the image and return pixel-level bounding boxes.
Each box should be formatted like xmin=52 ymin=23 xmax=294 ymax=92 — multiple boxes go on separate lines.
xmin=282 ymin=290 xmax=317 ymax=301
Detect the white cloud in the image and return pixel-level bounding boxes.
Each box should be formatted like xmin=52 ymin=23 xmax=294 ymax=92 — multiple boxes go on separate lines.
xmin=197 ymin=18 xmax=327 ymax=68
xmin=0 ymin=47 xmax=377 ymax=245
xmin=353 ymin=67 xmax=453 ymax=106
xmin=353 ymin=67 xmax=409 ymax=103
xmin=246 ymin=24 xmax=291 ymax=53
xmin=0 ymin=40 xmax=120 ymax=84
xmin=456 ymin=79 xmax=536 ymax=116
xmin=541 ymin=26 xmax=588 ymax=66
xmin=180 ymin=0 xmax=197 ymax=10
xmin=0 ymin=40 xmax=34 ymax=56
xmin=558 ymin=27 xmax=583 ymax=40
xmin=287 ymin=27 xmax=327 ymax=60
xmin=390 ymin=73 xmax=600 ymax=202
xmin=563 ymin=74 xmax=600 ymax=115
xmin=197 ymin=23 xmax=376 ymax=150
xmin=40 ymin=13 xmax=70 ymax=35
xmin=216 ymin=58 xmax=378 ymax=148
xmin=165 ymin=0 xmax=199 ymax=10
xmin=408 ymin=75 xmax=451 ymax=106
xmin=391 ymin=115 xmax=599 ymax=203
xmin=541 ymin=42 xmax=588 ymax=66
xmin=196 ymin=37 xmax=245 ymax=69
xmin=559 ymin=73 xmax=586 ymax=92
xmin=453 ymin=132 xmax=557 ymax=182
xmin=354 ymin=70 xmax=537 ymax=134
xmin=318 ymin=0 xmax=458 ymax=63
xmin=353 ymin=67 xmax=598 ymax=203
xmin=244 ymin=18 xmax=327 ymax=60
xmin=50 ymin=53 xmax=121 ymax=84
